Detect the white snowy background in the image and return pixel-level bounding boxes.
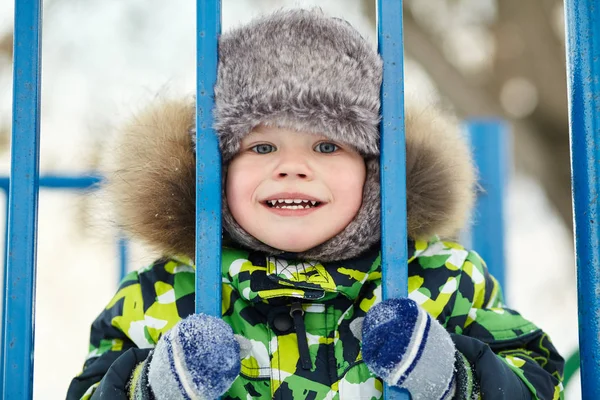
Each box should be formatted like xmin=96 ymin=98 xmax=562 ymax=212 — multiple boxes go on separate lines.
xmin=0 ymin=0 xmax=580 ymax=398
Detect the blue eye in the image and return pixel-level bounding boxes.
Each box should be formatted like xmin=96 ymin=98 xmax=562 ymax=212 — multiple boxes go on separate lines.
xmin=251 ymin=144 xmax=276 ymax=154
xmin=315 ymin=142 xmax=339 ymax=153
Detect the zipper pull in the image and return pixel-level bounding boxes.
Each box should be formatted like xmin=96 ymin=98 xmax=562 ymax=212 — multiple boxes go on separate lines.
xmin=290 ymin=301 xmax=312 ymax=370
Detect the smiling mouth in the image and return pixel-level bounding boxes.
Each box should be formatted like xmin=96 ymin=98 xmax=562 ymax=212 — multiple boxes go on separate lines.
xmin=263 ymin=199 xmax=324 ymax=210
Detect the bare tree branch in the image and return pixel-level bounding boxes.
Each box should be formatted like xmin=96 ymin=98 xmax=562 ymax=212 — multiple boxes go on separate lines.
xmin=0 ymin=0 xmax=60 ymax=64
xmin=402 ymin=9 xmax=573 ymax=231
xmin=492 ymin=0 xmax=568 ymax=139
xmin=359 ymin=0 xmax=573 ymax=229
xmin=0 ymin=32 xmax=12 ymax=62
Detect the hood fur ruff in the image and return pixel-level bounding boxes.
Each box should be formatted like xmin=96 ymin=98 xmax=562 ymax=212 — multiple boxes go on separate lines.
xmin=107 ymin=100 xmax=475 ymax=260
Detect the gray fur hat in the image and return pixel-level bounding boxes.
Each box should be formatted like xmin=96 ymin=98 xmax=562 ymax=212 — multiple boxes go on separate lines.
xmin=216 ymin=9 xmax=383 ymax=261
xmin=214 ymin=9 xmax=383 ymax=161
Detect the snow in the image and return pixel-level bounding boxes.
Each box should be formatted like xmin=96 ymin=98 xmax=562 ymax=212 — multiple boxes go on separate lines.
xmin=362 ymin=299 xmax=457 ymax=399
xmin=362 ymin=299 xmax=419 ymax=375
xmin=0 ymin=0 xmax=580 ymax=398
xmin=159 ymin=314 xmax=240 ymax=399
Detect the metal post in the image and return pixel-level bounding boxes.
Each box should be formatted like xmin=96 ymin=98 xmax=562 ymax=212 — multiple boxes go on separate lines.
xmin=0 ymin=173 xmax=123 ymax=395
xmin=0 ymin=175 xmax=101 ymax=190
xmin=0 ymin=175 xmax=102 ymax=276
xmin=378 ymin=1 xmax=409 ymax=399
xmin=195 ymin=1 xmax=221 ymax=318
xmin=564 ymin=1 xmax=600 ymax=396
xmin=465 ymin=119 xmax=509 ymax=292
xmin=1 ymin=0 xmax=43 ymax=397
xmin=0 ymin=187 xmax=6 ymax=397
xmin=118 ymin=235 xmax=128 ymax=283
xmin=0 ymin=173 xmax=107 ymax=271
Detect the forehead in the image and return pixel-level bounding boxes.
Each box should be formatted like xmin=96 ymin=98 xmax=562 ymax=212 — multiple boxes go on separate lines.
xmin=246 ymin=124 xmax=325 ymax=138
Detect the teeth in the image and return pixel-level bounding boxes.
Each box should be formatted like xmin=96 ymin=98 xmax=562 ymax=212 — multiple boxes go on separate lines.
xmin=266 ymin=198 xmax=321 ymax=209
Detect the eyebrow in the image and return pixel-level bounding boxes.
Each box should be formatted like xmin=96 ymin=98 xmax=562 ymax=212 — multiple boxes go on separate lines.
xmin=244 ymin=129 xmax=334 ymax=143
xmin=244 ymin=129 xmax=269 ymax=139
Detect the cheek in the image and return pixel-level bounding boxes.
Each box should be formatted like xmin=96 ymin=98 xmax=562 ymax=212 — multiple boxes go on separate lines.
xmin=339 ymin=161 xmax=366 ymax=195
xmin=225 ymin=162 xmax=252 ymax=214
xmin=328 ymin=160 xmax=366 ymax=214
xmin=346 ymin=173 xmax=367 ymax=212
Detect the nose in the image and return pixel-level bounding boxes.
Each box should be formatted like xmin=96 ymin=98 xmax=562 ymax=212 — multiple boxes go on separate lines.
xmin=273 ymin=150 xmax=313 ymax=180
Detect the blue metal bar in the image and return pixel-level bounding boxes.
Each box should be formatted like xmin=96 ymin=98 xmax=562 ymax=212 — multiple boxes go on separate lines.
xmin=118 ymin=235 xmax=128 ymax=283
xmin=30 ymin=174 xmax=102 ymax=189
xmin=0 ymin=188 xmax=6 ymax=397
xmin=564 ymin=1 xmax=600 ymax=396
xmin=195 ymin=1 xmax=221 ymax=317
xmin=0 ymin=174 xmax=127 ymax=339
xmin=378 ymin=1 xmax=409 ymax=399
xmin=0 ymin=174 xmax=103 ymax=192
xmin=1 ymin=0 xmax=43 ymax=396
xmin=0 ymin=174 xmax=106 ymax=281
xmin=465 ymin=119 xmax=509 ymax=292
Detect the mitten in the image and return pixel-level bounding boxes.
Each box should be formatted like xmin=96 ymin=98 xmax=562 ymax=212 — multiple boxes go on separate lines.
xmin=146 ymin=313 xmax=241 ymax=400
xmin=361 ymin=298 xmax=457 ymax=400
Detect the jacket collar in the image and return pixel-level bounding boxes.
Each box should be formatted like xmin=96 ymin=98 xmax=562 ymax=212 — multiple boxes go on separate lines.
xmin=222 ymin=245 xmax=382 ymax=303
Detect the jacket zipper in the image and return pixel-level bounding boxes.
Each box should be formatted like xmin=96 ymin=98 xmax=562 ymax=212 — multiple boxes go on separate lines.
xmin=290 ymin=301 xmax=312 ymax=370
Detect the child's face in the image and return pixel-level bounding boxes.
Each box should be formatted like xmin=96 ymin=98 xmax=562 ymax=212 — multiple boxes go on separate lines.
xmin=226 ymin=125 xmax=366 ymax=253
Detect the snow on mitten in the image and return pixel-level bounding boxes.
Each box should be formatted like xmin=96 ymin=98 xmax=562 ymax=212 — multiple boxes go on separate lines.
xmin=147 ymin=313 xmax=241 ymax=400
xmin=362 ymin=298 xmax=457 ymax=400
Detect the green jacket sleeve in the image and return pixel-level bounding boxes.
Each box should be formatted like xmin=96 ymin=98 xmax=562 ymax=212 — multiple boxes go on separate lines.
xmin=458 ymin=250 xmax=564 ymax=400
xmin=68 ymin=257 xmax=197 ymax=399
xmin=67 ymin=271 xmax=150 ymax=399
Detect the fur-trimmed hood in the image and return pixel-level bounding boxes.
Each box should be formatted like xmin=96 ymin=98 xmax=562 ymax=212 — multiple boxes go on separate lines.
xmin=107 ymin=99 xmax=475 ymax=259
xmin=107 ymin=10 xmax=475 ymax=260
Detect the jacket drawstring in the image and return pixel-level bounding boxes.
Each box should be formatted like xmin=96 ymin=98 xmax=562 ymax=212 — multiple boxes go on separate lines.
xmin=290 ymin=301 xmax=312 ymax=370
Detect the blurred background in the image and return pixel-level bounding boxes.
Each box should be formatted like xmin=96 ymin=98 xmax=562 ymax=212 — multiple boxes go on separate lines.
xmin=0 ymin=0 xmax=579 ymax=398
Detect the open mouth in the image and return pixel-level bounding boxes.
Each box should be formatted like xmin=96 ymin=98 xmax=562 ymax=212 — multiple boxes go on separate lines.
xmin=263 ymin=199 xmax=324 ymax=210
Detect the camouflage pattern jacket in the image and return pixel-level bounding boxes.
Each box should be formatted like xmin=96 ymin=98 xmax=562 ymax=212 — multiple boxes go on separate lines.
xmin=68 ymin=239 xmax=564 ymax=400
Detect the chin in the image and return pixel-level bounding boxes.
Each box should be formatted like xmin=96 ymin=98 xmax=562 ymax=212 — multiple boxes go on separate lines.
xmin=275 ymin=244 xmax=313 ymax=253
xmin=256 ymin=231 xmax=337 ymax=254
xmin=266 ymin=239 xmax=321 ymax=253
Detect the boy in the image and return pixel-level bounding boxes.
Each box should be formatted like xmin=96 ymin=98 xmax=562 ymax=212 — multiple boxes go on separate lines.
xmin=68 ymin=9 xmax=563 ymax=400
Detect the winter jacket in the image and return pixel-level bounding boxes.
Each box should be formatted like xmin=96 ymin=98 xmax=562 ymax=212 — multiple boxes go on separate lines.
xmin=67 ymin=238 xmax=564 ymax=400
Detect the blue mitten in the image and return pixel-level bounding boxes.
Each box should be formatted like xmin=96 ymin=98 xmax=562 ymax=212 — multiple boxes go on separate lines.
xmin=362 ymin=298 xmax=457 ymax=400
xmin=147 ymin=314 xmax=241 ymax=400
